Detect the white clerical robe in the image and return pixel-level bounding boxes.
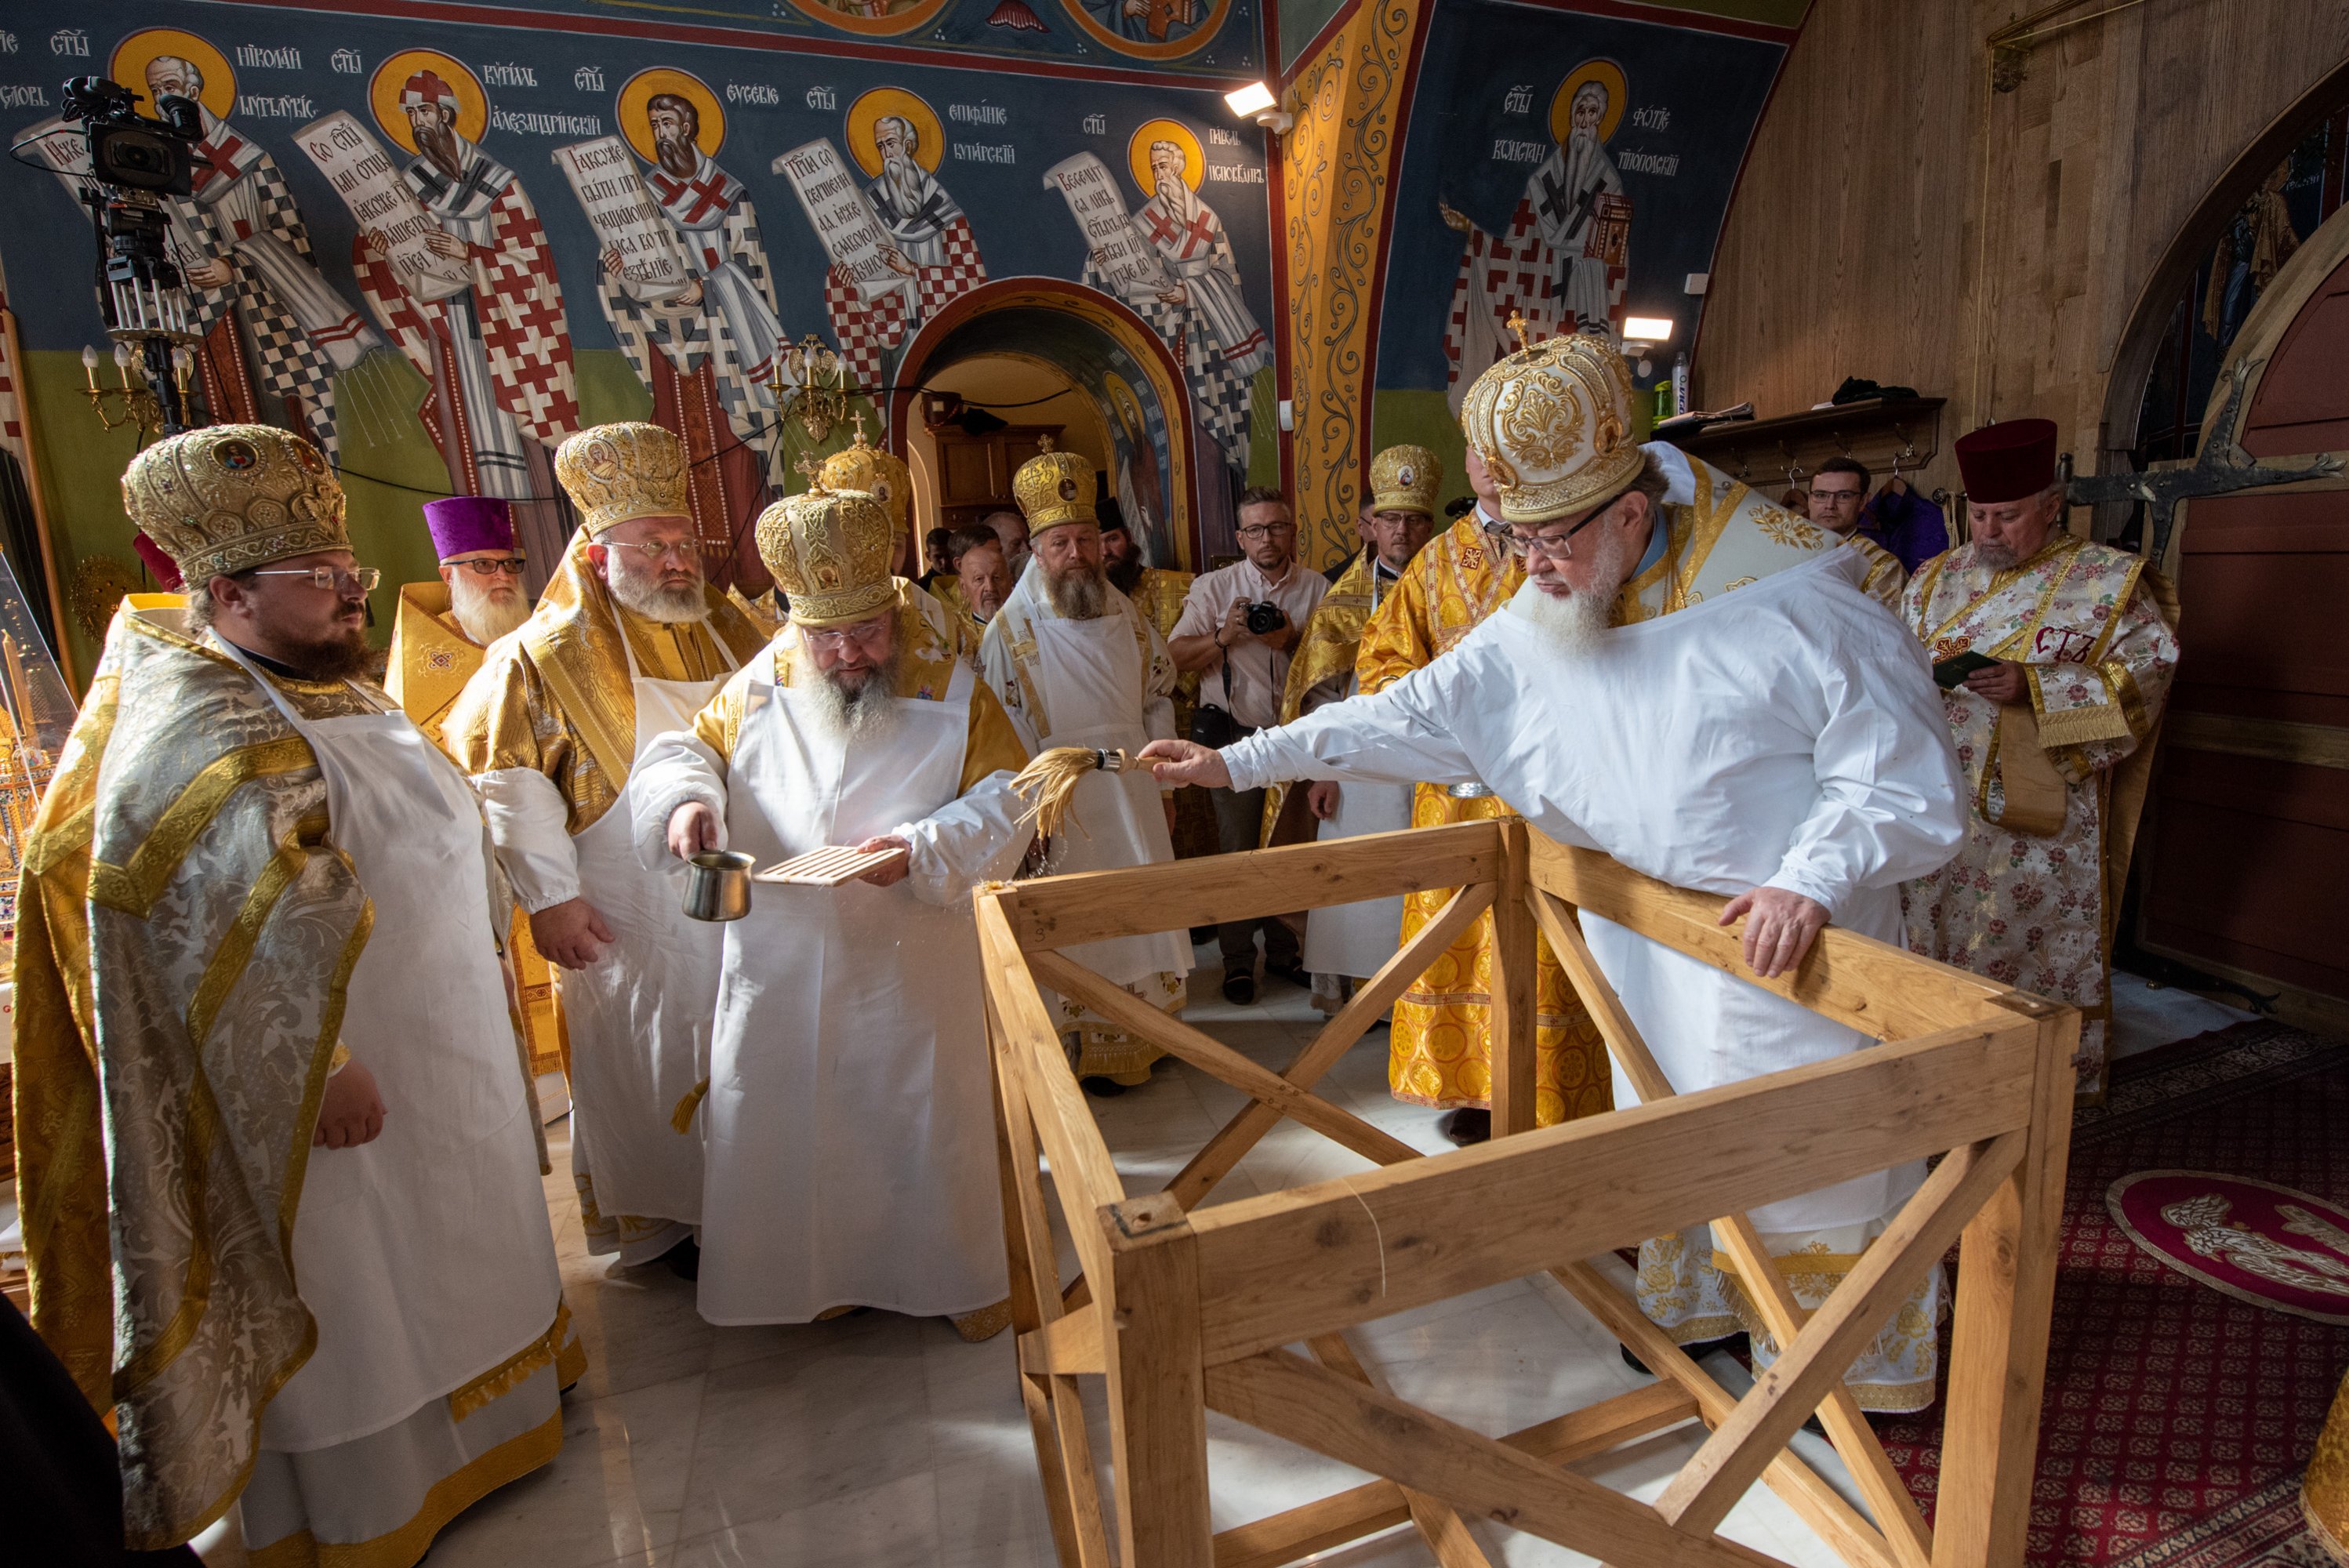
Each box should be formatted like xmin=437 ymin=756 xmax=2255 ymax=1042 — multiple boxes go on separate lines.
xmin=630 ymin=586 xmax=1032 ymax=1323
xmin=1222 ymin=551 xmax=1969 ymax=1404
xmin=978 ymin=564 xmax=1191 ymax=1080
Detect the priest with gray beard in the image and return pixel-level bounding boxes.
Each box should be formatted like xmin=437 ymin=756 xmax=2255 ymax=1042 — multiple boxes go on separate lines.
xmin=1145 ymin=336 xmax=1972 ymax=1413
xmin=978 ymin=445 xmax=1192 ymax=1089
xmin=634 ymin=483 xmax=1031 ymax=1334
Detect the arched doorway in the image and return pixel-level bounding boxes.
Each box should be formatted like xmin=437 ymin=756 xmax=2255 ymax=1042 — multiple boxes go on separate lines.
xmin=2130 ymin=201 xmax=2349 ymax=1033
xmin=888 ymin=280 xmax=1209 ymax=572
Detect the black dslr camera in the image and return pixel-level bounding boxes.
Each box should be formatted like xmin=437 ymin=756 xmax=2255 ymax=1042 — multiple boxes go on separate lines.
xmin=1241 ymin=600 xmax=1286 ymax=635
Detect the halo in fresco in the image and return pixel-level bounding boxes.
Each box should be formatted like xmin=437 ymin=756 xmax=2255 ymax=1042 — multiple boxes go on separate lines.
xmin=1058 ymin=0 xmax=1235 ymax=62
xmin=787 ymin=0 xmax=953 ymax=38
xmin=1126 ymin=118 xmax=1203 ymax=193
xmin=110 ymin=29 xmax=238 ymax=119
xmin=846 ymin=87 xmax=944 ymax=176
xmin=1551 ymin=59 xmax=1628 ymax=145
xmin=370 ymin=49 xmax=489 ymax=151
xmin=617 ymin=67 xmax=726 ymax=162
xmin=1105 ymin=372 xmax=1145 ymax=440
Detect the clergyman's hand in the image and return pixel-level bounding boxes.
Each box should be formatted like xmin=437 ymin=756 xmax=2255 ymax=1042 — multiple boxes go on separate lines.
xmin=1307 ymin=780 xmax=1341 ymax=819
xmin=315 ymin=1058 xmax=387 ymax=1149
xmin=668 ymin=801 xmax=721 ymax=861
xmin=532 ymin=897 xmax=617 ymax=969
xmin=1139 ymin=739 xmax=1231 ymax=790
xmin=1719 ymin=886 xmax=1828 ymax=981
xmin=1962 ymin=659 xmax=2030 ymax=706
xmin=854 ymin=834 xmax=912 ymax=887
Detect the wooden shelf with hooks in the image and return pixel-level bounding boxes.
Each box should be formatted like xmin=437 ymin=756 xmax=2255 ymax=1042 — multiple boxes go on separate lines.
xmin=1661 ymin=395 xmax=1944 ymax=490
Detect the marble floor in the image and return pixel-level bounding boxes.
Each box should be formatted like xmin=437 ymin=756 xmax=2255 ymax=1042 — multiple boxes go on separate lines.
xmin=410 ymin=955 xmax=2250 ymax=1568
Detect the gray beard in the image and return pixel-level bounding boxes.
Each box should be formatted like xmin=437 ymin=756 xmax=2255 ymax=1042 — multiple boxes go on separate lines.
xmin=1044 ymin=561 xmax=1108 ymax=621
xmin=608 ymin=564 xmax=708 ymax=623
xmin=800 ymin=650 xmax=902 ymax=745
xmin=884 ymin=155 xmax=924 ymax=214
xmin=1973 ymin=540 xmax=2020 ymax=570
xmin=448 ymin=575 xmax=530 ymax=645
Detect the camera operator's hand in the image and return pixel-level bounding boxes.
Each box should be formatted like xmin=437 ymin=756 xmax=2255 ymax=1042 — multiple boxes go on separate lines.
xmin=1214 ymin=598 xmax=1251 ymax=652
xmin=185 ymin=257 xmax=234 ymax=290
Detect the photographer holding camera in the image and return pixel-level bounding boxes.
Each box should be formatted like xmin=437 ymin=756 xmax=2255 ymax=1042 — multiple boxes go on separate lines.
xmin=1168 ymin=486 xmax=1327 ymax=1002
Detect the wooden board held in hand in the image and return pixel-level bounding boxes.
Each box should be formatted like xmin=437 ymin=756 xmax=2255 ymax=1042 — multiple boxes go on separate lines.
xmin=755 ymin=844 xmax=909 ymax=887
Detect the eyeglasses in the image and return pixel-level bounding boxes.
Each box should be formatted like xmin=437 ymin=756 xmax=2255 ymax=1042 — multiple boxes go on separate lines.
xmin=1235 ymin=521 xmax=1296 ymax=539
xmin=251 ymin=565 xmax=382 ymax=591
xmin=1808 ymin=488 xmax=1863 ymax=506
xmin=604 ymin=539 xmax=701 ymax=564
xmin=1497 ymin=510 xmax=1603 ymax=561
xmin=801 ymin=618 xmax=890 ymax=650
xmin=451 ymin=556 xmax=528 ymax=575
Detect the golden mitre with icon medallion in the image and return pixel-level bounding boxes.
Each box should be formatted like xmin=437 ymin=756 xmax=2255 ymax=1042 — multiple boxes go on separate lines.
xmin=817 ymin=425 xmax=914 ymax=544
xmin=554 ymin=422 xmax=692 ymax=535
xmin=1459 ymin=334 xmax=1643 ymax=524
xmin=1011 ymin=438 xmax=1098 ymax=535
xmin=755 ymin=479 xmax=895 ymax=629
xmin=1367 ymin=444 xmax=1443 ymax=517
xmin=121 ymin=423 xmax=349 ymax=581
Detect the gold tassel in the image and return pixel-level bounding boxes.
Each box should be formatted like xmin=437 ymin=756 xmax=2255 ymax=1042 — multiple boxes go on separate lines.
xmin=1009 ymin=746 xmax=1132 ymax=840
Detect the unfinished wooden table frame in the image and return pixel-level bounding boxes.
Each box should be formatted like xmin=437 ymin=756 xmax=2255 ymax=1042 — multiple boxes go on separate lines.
xmin=976 ymin=818 xmax=2078 ymax=1568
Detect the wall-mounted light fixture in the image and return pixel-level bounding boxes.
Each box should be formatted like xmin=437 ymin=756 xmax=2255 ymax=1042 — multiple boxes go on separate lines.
xmin=1621 ymin=317 xmax=1674 ymax=378
xmin=1225 ymin=81 xmax=1293 ymax=135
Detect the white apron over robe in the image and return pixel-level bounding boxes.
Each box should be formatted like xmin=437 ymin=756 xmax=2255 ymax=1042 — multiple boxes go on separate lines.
xmin=1220 ymin=556 xmax=1970 ymax=1402
xmin=557 ymin=625 xmax=737 ymax=1258
xmin=1019 ymin=609 xmax=1191 ymax=987
xmin=216 ymin=653 xmax=564 ymax=1543
xmin=631 ymin=643 xmax=1029 ymax=1325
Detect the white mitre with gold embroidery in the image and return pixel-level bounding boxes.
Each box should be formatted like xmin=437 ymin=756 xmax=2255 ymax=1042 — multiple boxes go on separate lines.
xmin=1461 ymin=332 xmax=1848 ymax=624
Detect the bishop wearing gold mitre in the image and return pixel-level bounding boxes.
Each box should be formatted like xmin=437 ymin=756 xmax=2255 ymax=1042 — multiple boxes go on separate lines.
xmin=13 ymin=426 xmax=575 ymax=1563
xmin=1900 ymin=417 xmax=2180 ymax=1102
xmin=1261 ymin=445 xmax=1440 ymax=1012
xmin=383 ymin=496 xmax=565 ymax=1086
xmin=631 ymin=481 xmax=1031 ymax=1335
xmin=1144 ymin=332 xmax=1969 ymax=1414
xmin=977 ymin=444 xmax=1191 ymax=1085
xmin=446 ymin=423 xmax=767 ymax=1269
xmin=1355 ymin=405 xmax=1609 ymax=1143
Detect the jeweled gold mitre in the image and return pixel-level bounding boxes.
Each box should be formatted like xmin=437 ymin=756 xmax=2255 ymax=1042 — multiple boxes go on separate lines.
xmin=1460 ymin=334 xmax=1643 ymax=524
xmin=818 ymin=433 xmax=913 ymax=542
xmin=121 ymin=423 xmax=348 ymax=582
xmin=1012 ymin=447 xmax=1097 ymax=535
xmin=756 ymin=486 xmax=895 ymax=629
xmin=554 ymin=422 xmax=691 ymax=536
xmin=1368 ymin=443 xmax=1443 ymax=517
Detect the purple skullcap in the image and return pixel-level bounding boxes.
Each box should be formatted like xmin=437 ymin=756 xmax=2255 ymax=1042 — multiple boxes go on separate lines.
xmin=423 ymin=495 xmax=517 ymax=560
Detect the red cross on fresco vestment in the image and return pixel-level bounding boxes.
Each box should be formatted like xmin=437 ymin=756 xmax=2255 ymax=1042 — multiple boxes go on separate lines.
xmin=650 ymin=168 xmax=735 ymax=227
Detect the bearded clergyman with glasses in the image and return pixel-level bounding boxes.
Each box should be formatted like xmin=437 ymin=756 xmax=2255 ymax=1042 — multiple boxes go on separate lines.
xmin=447 ymin=424 xmax=767 ymax=1276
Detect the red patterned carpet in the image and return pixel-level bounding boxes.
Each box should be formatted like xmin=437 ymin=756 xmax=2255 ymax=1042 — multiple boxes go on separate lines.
xmin=1870 ymin=1020 xmax=2349 ymax=1566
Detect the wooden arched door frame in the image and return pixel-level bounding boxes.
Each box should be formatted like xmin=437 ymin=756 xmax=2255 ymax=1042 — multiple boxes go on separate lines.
xmin=2097 ymin=56 xmax=2349 ymax=485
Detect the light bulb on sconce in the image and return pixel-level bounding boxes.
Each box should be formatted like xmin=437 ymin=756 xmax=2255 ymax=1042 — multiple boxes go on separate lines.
xmin=1621 ymin=316 xmax=1674 ymax=378
xmin=1224 ymin=81 xmax=1292 ymax=136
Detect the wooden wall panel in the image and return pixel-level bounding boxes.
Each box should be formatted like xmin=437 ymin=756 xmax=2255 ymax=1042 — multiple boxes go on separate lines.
xmin=1697 ymin=0 xmax=2349 ymax=499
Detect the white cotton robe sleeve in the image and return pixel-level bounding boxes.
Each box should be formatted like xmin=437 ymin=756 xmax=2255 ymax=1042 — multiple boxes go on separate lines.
xmin=1762 ymin=613 xmax=1967 ymax=915
xmin=629 ymin=728 xmax=731 ymax=869
xmin=1220 ymin=659 xmax=1479 ymax=795
xmin=473 ymin=766 xmax=585 ymax=913
xmin=891 ymin=770 xmax=1029 ymax=908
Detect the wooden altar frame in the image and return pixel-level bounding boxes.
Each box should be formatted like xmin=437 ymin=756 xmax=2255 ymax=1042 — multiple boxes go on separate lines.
xmin=976 ymin=817 xmax=2078 ymax=1568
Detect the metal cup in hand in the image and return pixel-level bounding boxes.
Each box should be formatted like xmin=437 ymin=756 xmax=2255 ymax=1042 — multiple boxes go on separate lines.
xmin=681 ymin=849 xmax=754 ymax=921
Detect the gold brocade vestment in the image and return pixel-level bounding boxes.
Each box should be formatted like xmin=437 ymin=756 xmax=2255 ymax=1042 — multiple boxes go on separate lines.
xmin=1355 ymin=516 xmax=1609 ymax=1125
xmin=1126 ymin=565 xmax=1214 ymax=859
xmin=1897 ymin=534 xmax=2180 ymax=1102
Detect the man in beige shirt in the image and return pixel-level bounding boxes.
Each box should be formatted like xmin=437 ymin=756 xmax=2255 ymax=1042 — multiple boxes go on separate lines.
xmin=1167 ymin=485 xmax=1328 ymax=1002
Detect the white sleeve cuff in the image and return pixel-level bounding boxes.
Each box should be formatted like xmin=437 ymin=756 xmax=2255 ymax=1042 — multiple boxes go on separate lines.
xmin=472 ymin=767 xmax=582 ymax=913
